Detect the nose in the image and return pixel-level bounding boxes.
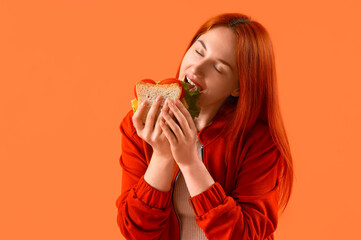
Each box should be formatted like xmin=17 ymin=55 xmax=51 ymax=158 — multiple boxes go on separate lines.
xmin=190 ymin=59 xmax=206 ymax=79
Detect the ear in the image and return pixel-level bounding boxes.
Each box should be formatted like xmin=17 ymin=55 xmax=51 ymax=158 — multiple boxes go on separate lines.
xmin=230 ymin=88 xmax=240 ymax=97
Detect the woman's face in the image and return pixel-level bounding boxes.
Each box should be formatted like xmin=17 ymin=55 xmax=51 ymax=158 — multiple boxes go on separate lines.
xmin=178 ymin=26 xmax=239 ymax=110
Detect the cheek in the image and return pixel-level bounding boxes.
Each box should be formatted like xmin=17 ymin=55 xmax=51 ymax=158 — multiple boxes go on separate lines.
xmin=179 ymin=58 xmax=187 ymax=73
xmin=209 ymin=77 xmax=235 ymax=94
xmin=181 ymin=50 xmax=195 ymax=66
xmin=181 ymin=58 xmax=189 ymax=69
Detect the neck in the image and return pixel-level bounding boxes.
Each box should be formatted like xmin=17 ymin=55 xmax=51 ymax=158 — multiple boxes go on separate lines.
xmin=194 ymin=112 xmax=213 ymax=131
xmin=194 ymin=97 xmax=230 ymax=131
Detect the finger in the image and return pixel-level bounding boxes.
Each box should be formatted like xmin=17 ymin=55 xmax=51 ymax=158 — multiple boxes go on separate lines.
xmin=168 ymin=106 xmax=176 ymax=122
xmin=154 ymin=100 xmax=168 ymax=136
xmin=132 ymin=100 xmax=148 ymax=131
xmin=144 ymin=96 xmax=162 ymax=130
xmin=161 ymin=103 xmax=176 ymax=135
xmin=174 ymin=98 xmax=197 ymax=132
xmin=162 ymin=105 xmax=184 ymax=138
xmin=160 ymin=118 xmax=177 ymax=144
xmin=153 ymin=113 xmax=162 ymax=137
xmin=167 ymin=99 xmax=191 ymax=136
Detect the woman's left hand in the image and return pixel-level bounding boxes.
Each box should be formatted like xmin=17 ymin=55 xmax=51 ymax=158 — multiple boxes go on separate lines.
xmin=160 ymin=98 xmax=200 ymax=167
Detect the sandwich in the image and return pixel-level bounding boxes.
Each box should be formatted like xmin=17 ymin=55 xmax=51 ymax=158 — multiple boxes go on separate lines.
xmin=131 ymin=78 xmax=200 ymax=123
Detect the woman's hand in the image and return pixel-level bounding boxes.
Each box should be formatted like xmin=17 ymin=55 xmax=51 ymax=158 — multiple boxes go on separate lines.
xmin=132 ymin=96 xmax=173 ymax=160
xmin=160 ymin=98 xmax=201 ymax=167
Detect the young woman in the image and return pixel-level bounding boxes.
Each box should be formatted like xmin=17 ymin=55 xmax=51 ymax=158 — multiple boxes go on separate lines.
xmin=116 ymin=13 xmax=294 ymax=240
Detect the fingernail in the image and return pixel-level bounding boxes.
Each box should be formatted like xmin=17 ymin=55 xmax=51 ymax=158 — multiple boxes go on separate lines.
xmin=141 ymin=100 xmax=147 ymax=106
xmin=169 ymin=100 xmax=174 ymax=107
xmin=156 ymin=96 xmax=161 ymax=102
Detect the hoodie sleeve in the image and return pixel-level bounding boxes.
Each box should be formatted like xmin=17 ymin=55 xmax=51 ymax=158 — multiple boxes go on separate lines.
xmin=115 ymin=110 xmax=174 ymax=240
xmin=190 ymin=123 xmax=281 ymax=240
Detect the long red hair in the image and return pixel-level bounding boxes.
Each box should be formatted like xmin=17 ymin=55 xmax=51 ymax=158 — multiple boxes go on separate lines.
xmin=175 ymin=13 xmax=294 ymax=213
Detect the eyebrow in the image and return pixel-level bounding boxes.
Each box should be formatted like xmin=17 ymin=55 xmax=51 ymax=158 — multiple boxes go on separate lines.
xmin=197 ymin=39 xmax=234 ymax=71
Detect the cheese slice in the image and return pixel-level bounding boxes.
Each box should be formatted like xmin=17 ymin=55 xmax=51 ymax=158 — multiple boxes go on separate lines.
xmin=131 ymin=98 xmax=138 ymax=113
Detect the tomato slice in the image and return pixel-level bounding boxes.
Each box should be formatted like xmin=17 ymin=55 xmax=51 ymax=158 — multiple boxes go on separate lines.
xmin=158 ymin=78 xmax=179 ymax=85
xmin=141 ymin=79 xmax=157 ymax=84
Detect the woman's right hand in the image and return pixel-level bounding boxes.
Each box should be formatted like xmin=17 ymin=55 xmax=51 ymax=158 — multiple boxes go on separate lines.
xmin=132 ymin=96 xmax=173 ymax=161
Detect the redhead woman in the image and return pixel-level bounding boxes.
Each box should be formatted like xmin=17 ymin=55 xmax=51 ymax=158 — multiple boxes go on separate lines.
xmin=115 ymin=12 xmax=294 ymax=240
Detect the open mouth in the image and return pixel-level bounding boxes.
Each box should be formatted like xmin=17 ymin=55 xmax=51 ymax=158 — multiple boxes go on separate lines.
xmin=184 ymin=75 xmax=201 ymax=91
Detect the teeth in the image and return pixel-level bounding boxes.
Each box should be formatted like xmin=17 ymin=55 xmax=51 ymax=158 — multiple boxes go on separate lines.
xmin=186 ymin=76 xmax=197 ymax=88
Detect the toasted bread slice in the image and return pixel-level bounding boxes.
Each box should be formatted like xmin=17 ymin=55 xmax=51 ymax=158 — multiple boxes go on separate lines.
xmin=135 ymin=81 xmax=183 ymax=123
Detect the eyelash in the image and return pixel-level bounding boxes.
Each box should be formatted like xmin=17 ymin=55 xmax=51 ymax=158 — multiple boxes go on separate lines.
xmin=195 ymin=50 xmax=222 ymax=73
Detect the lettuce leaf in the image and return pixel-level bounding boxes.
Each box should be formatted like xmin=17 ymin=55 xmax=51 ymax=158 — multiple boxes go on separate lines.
xmin=181 ymin=81 xmax=200 ymax=118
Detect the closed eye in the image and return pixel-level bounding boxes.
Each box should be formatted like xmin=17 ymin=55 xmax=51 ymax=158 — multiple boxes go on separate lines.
xmin=195 ymin=50 xmax=222 ymax=74
xmin=195 ymin=50 xmax=203 ymax=56
xmin=214 ymin=66 xmax=222 ymax=73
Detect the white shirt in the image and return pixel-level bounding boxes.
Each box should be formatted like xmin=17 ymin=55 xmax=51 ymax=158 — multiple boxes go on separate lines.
xmin=173 ymin=138 xmax=208 ymax=239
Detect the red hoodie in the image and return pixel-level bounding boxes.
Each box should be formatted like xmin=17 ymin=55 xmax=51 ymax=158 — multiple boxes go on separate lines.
xmin=115 ymin=97 xmax=282 ymax=240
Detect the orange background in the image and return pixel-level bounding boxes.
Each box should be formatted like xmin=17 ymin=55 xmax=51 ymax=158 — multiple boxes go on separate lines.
xmin=1 ymin=0 xmax=360 ymax=239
